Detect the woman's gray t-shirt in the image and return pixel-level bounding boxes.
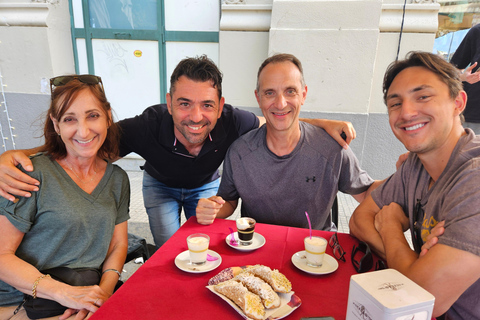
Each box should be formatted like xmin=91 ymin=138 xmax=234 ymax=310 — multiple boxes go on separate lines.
xmin=0 ymin=153 xmax=130 ymax=306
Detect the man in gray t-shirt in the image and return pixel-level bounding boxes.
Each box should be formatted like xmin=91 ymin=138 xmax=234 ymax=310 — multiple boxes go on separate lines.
xmin=349 ymin=52 xmax=480 ymax=320
xmin=196 ymin=53 xmax=379 ymax=229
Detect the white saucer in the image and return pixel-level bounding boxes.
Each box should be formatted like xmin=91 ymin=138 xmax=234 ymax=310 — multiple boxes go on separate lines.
xmin=291 ymin=251 xmax=339 ymax=275
xmin=174 ymin=250 xmax=222 ymax=273
xmin=225 ymin=232 xmax=266 ymax=251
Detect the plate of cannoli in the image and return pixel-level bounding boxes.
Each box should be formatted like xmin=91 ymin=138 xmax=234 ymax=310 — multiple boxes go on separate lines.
xmin=207 ymin=265 xmax=301 ymax=320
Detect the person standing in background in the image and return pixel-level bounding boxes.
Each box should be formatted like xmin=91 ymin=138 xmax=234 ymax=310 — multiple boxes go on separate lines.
xmin=450 ymin=23 xmax=480 ymax=133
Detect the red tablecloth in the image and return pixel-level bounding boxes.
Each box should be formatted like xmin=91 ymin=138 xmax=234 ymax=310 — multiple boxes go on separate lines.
xmin=91 ymin=218 xmax=371 ymax=320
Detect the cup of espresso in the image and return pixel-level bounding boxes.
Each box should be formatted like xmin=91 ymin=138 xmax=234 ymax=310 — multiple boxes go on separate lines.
xmin=236 ymin=217 xmax=256 ymax=246
xmin=304 ymin=236 xmax=327 ymax=267
xmin=187 ymin=233 xmax=210 ymax=265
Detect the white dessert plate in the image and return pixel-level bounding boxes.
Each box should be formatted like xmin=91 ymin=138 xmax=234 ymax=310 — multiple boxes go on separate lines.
xmin=207 ymin=286 xmax=301 ymax=320
xmin=174 ymin=250 xmax=222 ymax=273
xmin=291 ymin=251 xmax=339 ymax=275
xmin=225 ymin=232 xmax=266 ymax=251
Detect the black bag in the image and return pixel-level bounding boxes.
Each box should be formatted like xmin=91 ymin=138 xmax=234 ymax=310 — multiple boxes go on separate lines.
xmin=22 ymin=267 xmax=101 ymax=319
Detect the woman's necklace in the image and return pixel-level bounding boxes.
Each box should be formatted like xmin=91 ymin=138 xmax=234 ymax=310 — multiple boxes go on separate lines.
xmin=63 ymin=158 xmax=98 ymax=184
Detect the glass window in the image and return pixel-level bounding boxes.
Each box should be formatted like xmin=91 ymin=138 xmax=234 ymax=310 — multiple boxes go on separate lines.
xmin=165 ymin=0 xmax=220 ymax=31
xmin=72 ymin=0 xmax=85 ymax=28
xmin=70 ymin=0 xmax=219 ymax=107
xmin=92 ymin=39 xmax=161 ymax=120
xmin=89 ymin=0 xmax=158 ymax=30
xmin=75 ymin=38 xmax=89 ymax=74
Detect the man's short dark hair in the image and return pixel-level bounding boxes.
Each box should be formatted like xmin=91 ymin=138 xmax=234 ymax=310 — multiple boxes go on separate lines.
xmin=256 ymin=53 xmax=306 ymax=92
xmin=170 ymin=55 xmax=223 ymax=100
xmin=383 ymin=51 xmax=463 ymax=104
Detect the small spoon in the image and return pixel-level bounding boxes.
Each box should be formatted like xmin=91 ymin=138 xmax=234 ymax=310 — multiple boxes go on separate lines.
xmin=228 ymin=227 xmax=239 ymax=246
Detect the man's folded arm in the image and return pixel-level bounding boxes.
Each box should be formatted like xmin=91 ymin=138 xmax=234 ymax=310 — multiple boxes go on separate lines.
xmin=373 ymin=201 xmax=480 ymax=317
xmin=349 ymin=195 xmax=386 ymax=259
xmin=383 ymin=234 xmax=480 ymax=317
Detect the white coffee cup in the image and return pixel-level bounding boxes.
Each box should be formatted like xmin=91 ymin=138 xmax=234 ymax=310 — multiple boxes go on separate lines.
xmin=304 ymin=236 xmax=328 ymax=267
xmin=187 ymin=233 xmax=210 ymax=265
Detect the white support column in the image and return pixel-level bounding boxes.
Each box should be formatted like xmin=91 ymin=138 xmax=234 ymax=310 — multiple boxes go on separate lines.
xmin=362 ymin=0 xmax=440 ymax=179
xmin=0 ymin=0 xmax=74 ymax=94
xmin=0 ymin=0 xmax=74 ymax=150
xmin=268 ymin=0 xmax=383 ymax=114
xmin=0 ymin=2 xmax=49 ymax=27
xmin=219 ymin=0 xmax=272 ymax=108
xmin=369 ymin=0 xmax=440 ymax=113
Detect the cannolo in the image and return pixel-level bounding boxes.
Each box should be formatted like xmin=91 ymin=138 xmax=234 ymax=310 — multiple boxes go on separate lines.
xmin=235 ymin=272 xmax=281 ymax=309
xmin=208 ymin=266 xmax=248 ymax=286
xmin=246 ymin=265 xmax=292 ymax=293
xmin=214 ymin=280 xmax=265 ymax=320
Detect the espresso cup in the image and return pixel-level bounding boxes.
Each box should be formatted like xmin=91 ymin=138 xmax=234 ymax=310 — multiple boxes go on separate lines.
xmin=236 ymin=217 xmax=256 ymax=246
xmin=304 ymin=236 xmax=327 ymax=267
xmin=187 ymin=233 xmax=210 ymax=265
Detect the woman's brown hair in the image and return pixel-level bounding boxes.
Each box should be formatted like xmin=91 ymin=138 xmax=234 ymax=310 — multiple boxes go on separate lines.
xmin=44 ymin=78 xmax=120 ymax=161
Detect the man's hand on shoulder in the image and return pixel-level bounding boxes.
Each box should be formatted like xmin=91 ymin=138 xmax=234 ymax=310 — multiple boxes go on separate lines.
xmin=196 ymin=196 xmax=226 ymax=225
xmin=300 ymin=118 xmax=356 ymax=149
xmin=0 ymin=149 xmax=40 ymax=202
xmin=324 ymin=119 xmax=356 ymax=148
xmin=396 ymin=152 xmax=409 ymax=170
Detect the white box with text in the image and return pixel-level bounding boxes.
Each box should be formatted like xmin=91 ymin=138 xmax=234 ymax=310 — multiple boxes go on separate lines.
xmin=346 ymin=269 xmax=435 ymax=320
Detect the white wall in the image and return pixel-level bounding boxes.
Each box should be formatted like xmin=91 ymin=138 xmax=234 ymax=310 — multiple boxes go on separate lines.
xmin=0 ymin=1 xmax=74 ymax=151
xmin=219 ymin=1 xmax=272 ymax=108
xmin=218 ymin=0 xmax=439 ymax=179
xmin=0 ymin=1 xmax=75 ymax=94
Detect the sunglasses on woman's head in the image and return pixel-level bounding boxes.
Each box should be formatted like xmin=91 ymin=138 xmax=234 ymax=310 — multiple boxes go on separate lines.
xmin=50 ymin=75 xmax=103 ymax=96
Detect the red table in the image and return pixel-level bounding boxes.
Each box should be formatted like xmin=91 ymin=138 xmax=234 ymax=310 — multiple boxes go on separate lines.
xmin=91 ymin=217 xmax=370 ymax=320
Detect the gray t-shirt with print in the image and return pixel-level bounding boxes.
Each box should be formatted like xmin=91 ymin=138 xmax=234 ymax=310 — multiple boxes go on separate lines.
xmin=0 ymin=153 xmax=130 ymax=306
xmin=218 ymin=122 xmax=373 ymax=230
xmin=371 ymin=129 xmax=480 ymax=320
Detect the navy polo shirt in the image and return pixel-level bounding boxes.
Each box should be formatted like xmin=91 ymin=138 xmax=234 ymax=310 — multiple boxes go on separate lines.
xmin=118 ymin=104 xmax=259 ymax=189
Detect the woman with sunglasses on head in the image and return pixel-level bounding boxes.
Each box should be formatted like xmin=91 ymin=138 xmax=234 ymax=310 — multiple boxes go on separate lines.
xmin=0 ymin=75 xmax=130 ymax=320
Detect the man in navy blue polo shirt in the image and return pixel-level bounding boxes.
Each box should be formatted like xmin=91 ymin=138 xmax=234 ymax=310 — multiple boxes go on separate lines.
xmin=0 ymin=56 xmax=355 ymax=248
xmin=117 ymin=56 xmax=261 ymax=248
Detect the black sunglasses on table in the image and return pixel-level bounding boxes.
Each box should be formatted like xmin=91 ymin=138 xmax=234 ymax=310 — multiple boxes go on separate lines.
xmin=50 ymin=75 xmax=104 ymax=96
xmin=351 ymin=241 xmax=387 ymax=273
xmin=413 ymin=199 xmax=425 ymax=252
